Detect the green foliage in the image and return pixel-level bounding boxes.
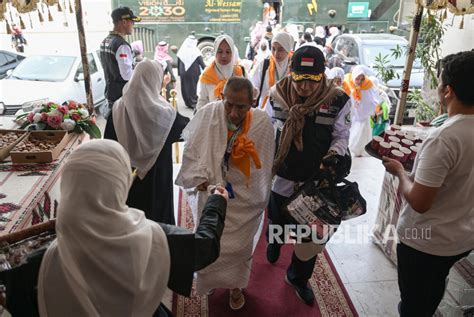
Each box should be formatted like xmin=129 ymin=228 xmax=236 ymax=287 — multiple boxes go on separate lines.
xmin=372 ymin=44 xmax=405 ymax=84
xmin=373 ymin=51 xmax=400 ymax=83
xmin=81 ymin=123 xmax=102 ymax=139
xmin=408 ymin=89 xmax=437 ymax=122
xmin=416 ymin=11 xmax=446 ymax=89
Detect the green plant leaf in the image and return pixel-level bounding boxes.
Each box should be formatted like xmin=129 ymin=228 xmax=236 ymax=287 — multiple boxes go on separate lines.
xmin=81 ymin=124 xmax=102 ymax=139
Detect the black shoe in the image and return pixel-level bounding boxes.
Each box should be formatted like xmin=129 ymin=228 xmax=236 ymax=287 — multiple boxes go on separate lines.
xmin=266 ymin=243 xmax=281 ymax=264
xmin=285 ymin=274 xmax=315 ymax=306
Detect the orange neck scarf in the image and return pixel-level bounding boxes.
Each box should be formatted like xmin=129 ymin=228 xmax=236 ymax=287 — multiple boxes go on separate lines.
xmin=200 ymin=62 xmax=244 ymax=98
xmin=227 ymin=111 xmax=261 ymax=182
xmin=268 ymin=53 xmax=293 ymax=87
xmin=262 ymin=53 xmax=293 ymax=109
xmin=343 ymin=73 xmax=373 ymax=102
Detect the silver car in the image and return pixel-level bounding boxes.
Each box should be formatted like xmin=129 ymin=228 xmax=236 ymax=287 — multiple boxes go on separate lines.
xmin=0 ymin=52 xmax=106 ymax=116
xmin=331 ymin=33 xmax=424 ymax=124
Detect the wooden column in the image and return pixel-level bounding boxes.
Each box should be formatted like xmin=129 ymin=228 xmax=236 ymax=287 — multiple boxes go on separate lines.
xmin=74 ymin=0 xmax=94 ymax=114
xmin=394 ymin=3 xmax=424 ymax=125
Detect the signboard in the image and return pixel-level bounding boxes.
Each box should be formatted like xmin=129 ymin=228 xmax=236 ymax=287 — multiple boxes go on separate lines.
xmin=347 ymin=2 xmax=369 ymax=18
xmin=205 ymin=0 xmax=242 ymax=22
xmin=137 ymin=0 xmax=186 ymax=22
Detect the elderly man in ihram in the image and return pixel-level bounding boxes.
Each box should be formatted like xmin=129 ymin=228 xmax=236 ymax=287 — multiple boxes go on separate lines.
xmin=176 ymin=77 xmax=275 ymax=310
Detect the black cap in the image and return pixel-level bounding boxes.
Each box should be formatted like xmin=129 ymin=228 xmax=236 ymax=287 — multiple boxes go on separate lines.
xmin=290 ymin=45 xmax=326 ymax=82
xmin=111 ymin=7 xmax=141 ymax=23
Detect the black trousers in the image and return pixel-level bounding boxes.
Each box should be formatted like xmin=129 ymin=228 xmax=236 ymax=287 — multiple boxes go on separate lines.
xmin=397 ymin=242 xmax=471 ymax=317
xmin=267 ymin=190 xmax=317 ymax=286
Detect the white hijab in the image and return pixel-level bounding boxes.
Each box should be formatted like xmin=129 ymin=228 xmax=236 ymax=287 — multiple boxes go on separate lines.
xmin=113 ymin=59 xmax=177 ymax=180
xmin=315 ymin=26 xmax=326 ymax=38
xmin=273 ymin=31 xmax=294 ymax=53
xmin=256 ymin=39 xmax=271 ymax=64
xmin=177 ymin=36 xmax=202 ymax=71
xmin=214 ymin=34 xmax=237 ymax=79
xmin=327 ymin=26 xmax=340 ymax=46
xmin=38 ymin=140 xmax=170 ymax=316
xmin=328 ymin=67 xmax=345 ymax=80
xmin=272 ymin=32 xmax=293 ymax=77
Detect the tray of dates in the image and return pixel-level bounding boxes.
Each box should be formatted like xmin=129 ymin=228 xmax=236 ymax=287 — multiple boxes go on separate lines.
xmin=0 ymin=130 xmax=29 ymax=162
xmin=364 ymin=124 xmax=425 ymax=172
xmin=10 ymin=131 xmax=71 ymax=164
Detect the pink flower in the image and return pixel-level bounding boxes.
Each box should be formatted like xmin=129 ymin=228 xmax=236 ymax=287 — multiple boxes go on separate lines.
xmin=41 ymin=112 xmax=49 ymax=122
xmin=68 ymin=100 xmax=78 ymax=110
xmin=58 ymin=105 xmax=69 ymax=114
xmin=71 ymin=112 xmax=81 ymax=122
xmin=47 ymin=115 xmax=63 ymax=129
xmin=47 ymin=102 xmax=55 ymax=107
xmin=27 ymin=112 xmax=34 ymax=123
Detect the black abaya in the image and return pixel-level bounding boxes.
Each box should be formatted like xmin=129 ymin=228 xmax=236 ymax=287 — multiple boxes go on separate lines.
xmin=104 ymin=111 xmax=189 ymax=225
xmin=178 ymin=56 xmax=206 ymax=109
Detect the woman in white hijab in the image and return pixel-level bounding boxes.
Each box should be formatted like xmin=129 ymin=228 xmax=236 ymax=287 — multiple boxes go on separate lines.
xmin=251 ymin=31 xmax=294 ymax=110
xmin=326 ymin=26 xmax=340 ymax=48
xmin=104 ymin=59 xmax=189 ymax=225
xmin=37 ymin=140 xmax=171 ymax=316
xmin=177 ymin=35 xmax=206 ymax=109
xmin=327 ymin=67 xmax=345 ymax=86
xmin=314 ymin=26 xmax=326 ymax=46
xmin=255 ymin=38 xmax=271 ymax=65
xmin=197 ymin=34 xmax=245 ymax=110
xmin=37 ymin=139 xmax=229 ymax=317
xmin=343 ymin=65 xmax=380 ymax=156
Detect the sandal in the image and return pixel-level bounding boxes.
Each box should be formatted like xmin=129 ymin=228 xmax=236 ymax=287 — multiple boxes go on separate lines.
xmin=229 ymin=288 xmax=245 ymax=310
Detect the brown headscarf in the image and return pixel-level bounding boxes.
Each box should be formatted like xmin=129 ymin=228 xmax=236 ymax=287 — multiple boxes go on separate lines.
xmin=270 ymin=76 xmax=343 ymax=175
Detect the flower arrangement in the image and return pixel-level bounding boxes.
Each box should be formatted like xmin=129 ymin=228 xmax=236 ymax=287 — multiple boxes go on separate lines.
xmin=15 ymin=101 xmax=101 ymax=139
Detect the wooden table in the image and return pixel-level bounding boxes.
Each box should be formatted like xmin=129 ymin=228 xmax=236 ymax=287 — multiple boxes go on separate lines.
xmin=0 ymin=118 xmax=86 ymax=236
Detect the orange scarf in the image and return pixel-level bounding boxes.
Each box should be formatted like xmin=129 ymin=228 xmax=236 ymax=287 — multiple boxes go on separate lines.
xmin=268 ymin=52 xmax=293 ymax=87
xmin=227 ymin=111 xmax=261 ymax=182
xmin=200 ymin=62 xmax=244 ymax=98
xmin=262 ymin=53 xmax=293 ymax=109
xmin=343 ymin=73 xmax=373 ymax=102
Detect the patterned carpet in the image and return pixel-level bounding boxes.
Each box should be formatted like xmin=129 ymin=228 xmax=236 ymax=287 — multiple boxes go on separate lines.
xmin=173 ymin=190 xmax=358 ymax=317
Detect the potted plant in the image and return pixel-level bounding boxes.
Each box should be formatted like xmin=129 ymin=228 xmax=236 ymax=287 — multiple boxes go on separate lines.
xmin=408 ymin=89 xmax=438 ymax=126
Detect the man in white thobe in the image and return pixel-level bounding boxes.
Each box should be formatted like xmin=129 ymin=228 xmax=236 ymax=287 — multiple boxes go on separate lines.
xmin=176 ymin=77 xmax=274 ymax=310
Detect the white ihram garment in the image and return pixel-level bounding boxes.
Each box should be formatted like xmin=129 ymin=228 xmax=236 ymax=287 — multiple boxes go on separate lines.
xmin=175 ymin=102 xmax=274 ymax=294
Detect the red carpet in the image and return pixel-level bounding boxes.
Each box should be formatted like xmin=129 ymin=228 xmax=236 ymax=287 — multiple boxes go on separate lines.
xmin=173 ymin=190 xmax=358 ymax=317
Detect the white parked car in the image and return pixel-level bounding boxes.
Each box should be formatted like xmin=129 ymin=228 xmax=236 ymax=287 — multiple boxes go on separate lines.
xmin=0 ymin=52 xmax=106 ymax=116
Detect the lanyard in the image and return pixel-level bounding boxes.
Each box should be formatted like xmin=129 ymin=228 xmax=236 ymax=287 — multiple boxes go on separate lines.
xmin=222 ymin=125 xmax=242 ymax=180
xmin=215 ymin=64 xmax=231 ymax=80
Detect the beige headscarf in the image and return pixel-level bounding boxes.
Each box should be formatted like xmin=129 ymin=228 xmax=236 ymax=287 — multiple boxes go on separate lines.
xmin=272 ymin=32 xmax=294 ymax=78
xmin=38 ymin=140 xmax=170 ymax=316
xmin=271 ymin=76 xmax=343 ymax=174
xmin=113 ymin=59 xmax=177 ymax=179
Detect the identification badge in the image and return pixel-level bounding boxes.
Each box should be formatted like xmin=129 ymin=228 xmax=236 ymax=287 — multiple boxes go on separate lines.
xmin=226 ymin=182 xmax=235 ymax=199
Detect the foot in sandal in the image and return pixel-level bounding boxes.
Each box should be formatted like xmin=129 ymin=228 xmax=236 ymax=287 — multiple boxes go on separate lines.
xmin=229 ymin=288 xmax=245 ymax=310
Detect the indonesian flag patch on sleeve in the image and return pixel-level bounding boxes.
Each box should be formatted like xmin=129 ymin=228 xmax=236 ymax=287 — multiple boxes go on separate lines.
xmin=119 ymin=54 xmax=127 ymax=58
xmin=301 ymin=57 xmax=314 ymax=67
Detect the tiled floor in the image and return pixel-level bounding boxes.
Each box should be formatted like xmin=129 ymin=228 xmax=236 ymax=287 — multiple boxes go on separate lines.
xmin=325 ymin=157 xmax=400 ymax=316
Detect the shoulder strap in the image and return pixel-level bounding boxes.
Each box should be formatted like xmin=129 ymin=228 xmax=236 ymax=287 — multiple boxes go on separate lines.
xmin=256 ymin=58 xmax=271 ymax=106
xmin=239 ymin=65 xmax=246 ymax=77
